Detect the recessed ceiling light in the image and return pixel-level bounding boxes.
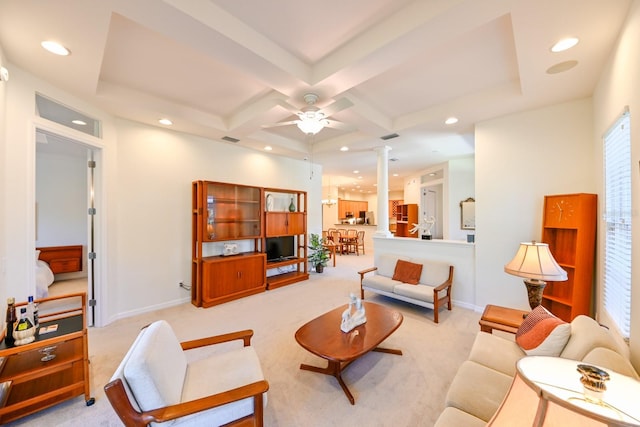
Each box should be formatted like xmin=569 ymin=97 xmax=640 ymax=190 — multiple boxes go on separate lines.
xmin=41 ymin=41 xmax=70 ymax=56
xmin=445 ymin=117 xmax=458 ymax=125
xmin=393 ymin=173 xmax=399 ymax=177
xmin=353 ymin=170 xmax=359 ymax=174
xmin=72 ymin=120 xmax=87 ymax=126
xmin=340 ymin=146 xmax=349 ymax=152
xmin=551 ymin=37 xmax=579 ymax=53
xmin=264 ymin=146 xmax=272 ymax=151
xmin=158 ymin=118 xmax=173 ymax=125
xmin=546 ymin=60 xmax=578 ymax=74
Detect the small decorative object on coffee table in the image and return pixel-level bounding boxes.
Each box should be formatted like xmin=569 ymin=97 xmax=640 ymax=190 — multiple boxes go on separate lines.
xmin=340 ymin=293 xmax=367 ymax=332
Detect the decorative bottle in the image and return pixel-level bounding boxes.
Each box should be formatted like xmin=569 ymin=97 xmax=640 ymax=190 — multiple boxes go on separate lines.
xmin=289 ymin=197 xmax=296 ymax=212
xmin=27 ymin=295 xmax=38 ymax=328
xmin=13 ymin=307 xmax=35 ymax=346
xmin=4 ymin=297 xmax=16 ymax=347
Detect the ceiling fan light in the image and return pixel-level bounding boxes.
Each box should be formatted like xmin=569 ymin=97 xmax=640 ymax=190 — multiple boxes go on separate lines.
xmin=297 ymin=117 xmax=326 ymax=135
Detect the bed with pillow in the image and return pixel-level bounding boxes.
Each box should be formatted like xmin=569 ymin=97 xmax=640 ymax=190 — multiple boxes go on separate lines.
xmin=35 ymin=250 xmax=55 ymax=299
xmin=35 ymin=245 xmax=83 ymax=299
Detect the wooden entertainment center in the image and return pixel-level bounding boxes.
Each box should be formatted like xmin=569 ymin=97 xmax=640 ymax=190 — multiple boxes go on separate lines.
xmin=191 ymin=181 xmax=308 ymax=308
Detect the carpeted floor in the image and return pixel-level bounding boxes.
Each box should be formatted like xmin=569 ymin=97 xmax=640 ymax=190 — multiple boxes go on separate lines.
xmin=8 ymin=253 xmax=481 ymax=427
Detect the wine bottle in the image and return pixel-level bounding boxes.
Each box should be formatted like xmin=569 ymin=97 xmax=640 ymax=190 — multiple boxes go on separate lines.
xmin=16 ymin=307 xmax=34 ymax=331
xmin=4 ymin=297 xmax=16 ymax=347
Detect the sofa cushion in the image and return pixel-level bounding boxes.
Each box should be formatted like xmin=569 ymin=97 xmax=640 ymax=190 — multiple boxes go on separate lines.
xmin=362 ymin=275 xmax=399 ymax=294
xmin=582 ymin=347 xmax=640 ymax=379
xmin=123 ymin=320 xmax=187 ymax=419
xmin=515 ymin=305 xmax=570 ymax=356
xmin=393 ymin=283 xmax=435 ymax=303
xmin=445 ymin=361 xmax=513 ymax=422
xmin=434 ymin=406 xmax=486 ymax=427
xmin=561 ymin=315 xmax=620 ymax=360
xmin=177 ymin=346 xmax=267 ymax=426
xmin=411 ymin=259 xmax=451 ymax=287
xmin=392 ymin=260 xmax=423 ymax=284
xmin=376 ymin=254 xmax=410 ymax=278
xmin=468 ymin=332 xmax=526 ymax=377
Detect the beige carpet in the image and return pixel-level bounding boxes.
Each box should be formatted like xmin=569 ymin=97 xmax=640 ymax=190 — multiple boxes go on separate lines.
xmin=9 ymin=253 xmax=481 ymax=427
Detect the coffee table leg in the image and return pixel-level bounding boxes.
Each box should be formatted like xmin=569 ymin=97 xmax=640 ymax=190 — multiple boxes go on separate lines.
xmin=373 ymin=347 xmax=402 ymax=355
xmin=300 ymin=360 xmax=356 ymax=405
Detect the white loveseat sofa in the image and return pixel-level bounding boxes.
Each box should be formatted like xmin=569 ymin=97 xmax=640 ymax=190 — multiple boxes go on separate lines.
xmin=358 ymin=254 xmax=454 ymax=323
xmin=435 ymin=314 xmax=640 ymax=426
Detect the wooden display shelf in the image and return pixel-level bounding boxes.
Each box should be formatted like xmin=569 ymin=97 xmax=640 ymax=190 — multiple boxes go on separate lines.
xmin=267 ymin=271 xmax=310 ymax=290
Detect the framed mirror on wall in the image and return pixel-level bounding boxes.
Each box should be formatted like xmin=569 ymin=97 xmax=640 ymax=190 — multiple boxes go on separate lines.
xmin=460 ymin=198 xmax=475 ymax=230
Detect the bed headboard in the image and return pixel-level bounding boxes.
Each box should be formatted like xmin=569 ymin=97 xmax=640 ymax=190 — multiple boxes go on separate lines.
xmin=36 ymin=245 xmax=83 ymax=274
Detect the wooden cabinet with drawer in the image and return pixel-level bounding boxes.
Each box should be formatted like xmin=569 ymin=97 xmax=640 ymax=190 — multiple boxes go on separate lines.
xmin=0 ymin=293 xmax=93 ymax=424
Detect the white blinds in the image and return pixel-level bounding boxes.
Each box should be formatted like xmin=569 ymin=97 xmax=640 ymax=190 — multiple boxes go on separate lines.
xmin=603 ymin=111 xmax=632 ymax=338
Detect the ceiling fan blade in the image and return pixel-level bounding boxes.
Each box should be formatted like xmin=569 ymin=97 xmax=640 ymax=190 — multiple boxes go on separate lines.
xmin=276 ymin=100 xmax=302 ymax=115
xmin=319 ymin=97 xmax=353 ymax=117
xmin=261 ymin=120 xmax=299 ymax=129
xmin=324 ymin=119 xmax=355 ymax=131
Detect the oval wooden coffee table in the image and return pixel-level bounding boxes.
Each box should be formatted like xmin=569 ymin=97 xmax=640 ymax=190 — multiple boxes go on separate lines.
xmin=294 ymin=301 xmax=403 ymax=404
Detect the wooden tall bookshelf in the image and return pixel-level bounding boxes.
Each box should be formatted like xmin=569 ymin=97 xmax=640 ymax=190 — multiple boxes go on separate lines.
xmin=540 ymin=193 xmax=597 ymax=321
xmin=395 ymin=204 xmax=418 ymax=237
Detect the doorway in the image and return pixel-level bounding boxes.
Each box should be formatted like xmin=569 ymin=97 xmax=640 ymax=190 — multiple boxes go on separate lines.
xmin=421 ymin=185 xmax=443 ymax=239
xmin=35 ymin=129 xmax=101 ymax=326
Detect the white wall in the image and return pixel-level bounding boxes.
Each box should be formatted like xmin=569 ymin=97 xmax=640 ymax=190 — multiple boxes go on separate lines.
xmin=35 ymin=151 xmax=87 ymax=248
xmin=0 ymin=45 xmax=7 ymax=309
xmin=1 ymin=65 xmax=321 ymax=325
xmin=475 ymin=98 xmax=595 ymax=312
xmin=112 ymin=120 xmax=321 ymax=318
xmin=402 ymin=158 xmax=475 ymax=240
xmin=448 ymin=157 xmax=475 ymax=241
xmin=592 ymin=0 xmax=640 ymax=370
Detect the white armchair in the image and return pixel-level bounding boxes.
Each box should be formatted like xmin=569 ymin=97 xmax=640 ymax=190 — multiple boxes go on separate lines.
xmin=104 ymin=320 xmax=268 ymax=427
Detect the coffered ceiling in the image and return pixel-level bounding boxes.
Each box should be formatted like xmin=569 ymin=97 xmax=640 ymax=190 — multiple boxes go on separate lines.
xmin=0 ymin=0 xmax=631 ymax=192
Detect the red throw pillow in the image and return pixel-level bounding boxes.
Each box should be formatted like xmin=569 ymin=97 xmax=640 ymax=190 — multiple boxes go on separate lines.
xmin=392 ymin=260 xmax=423 ymax=285
xmin=516 ymin=305 xmax=571 ymax=356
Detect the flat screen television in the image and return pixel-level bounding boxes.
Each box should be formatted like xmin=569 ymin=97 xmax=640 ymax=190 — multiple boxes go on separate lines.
xmin=266 ymin=236 xmax=295 ymax=262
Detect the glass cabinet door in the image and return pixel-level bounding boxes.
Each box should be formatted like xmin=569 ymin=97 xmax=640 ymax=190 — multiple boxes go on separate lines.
xmin=204 ymin=182 xmax=261 ymax=241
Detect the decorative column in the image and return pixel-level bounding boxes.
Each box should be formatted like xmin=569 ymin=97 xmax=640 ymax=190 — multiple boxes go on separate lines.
xmin=374 ymin=146 xmax=393 ymax=238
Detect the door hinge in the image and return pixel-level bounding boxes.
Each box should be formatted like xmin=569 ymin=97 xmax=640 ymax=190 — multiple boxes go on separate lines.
xmin=88 ymin=160 xmax=96 ymax=168
xmin=88 ymin=208 xmax=96 ymax=215
xmin=88 ymin=252 xmax=97 ymax=260
xmin=89 ymin=299 xmax=97 ymax=307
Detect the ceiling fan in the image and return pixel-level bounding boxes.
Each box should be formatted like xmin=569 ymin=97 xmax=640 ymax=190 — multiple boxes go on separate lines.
xmin=264 ymin=93 xmax=354 ymax=135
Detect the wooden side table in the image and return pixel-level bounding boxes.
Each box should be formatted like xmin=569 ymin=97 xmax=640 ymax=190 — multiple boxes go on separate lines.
xmin=479 ymin=304 xmax=529 ymax=334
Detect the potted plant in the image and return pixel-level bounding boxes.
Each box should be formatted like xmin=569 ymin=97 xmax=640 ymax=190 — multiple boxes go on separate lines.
xmin=308 ymin=233 xmax=330 ymax=273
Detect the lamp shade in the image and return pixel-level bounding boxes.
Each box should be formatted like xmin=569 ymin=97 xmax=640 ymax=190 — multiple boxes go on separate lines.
xmin=504 ymin=241 xmax=567 ymax=281
xmin=488 ymin=356 xmax=640 ymax=426
xmin=296 ymin=110 xmax=328 ymax=135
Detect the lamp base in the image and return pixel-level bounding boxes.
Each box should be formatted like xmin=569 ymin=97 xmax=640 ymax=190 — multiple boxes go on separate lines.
xmin=524 ymin=279 xmax=547 ymax=310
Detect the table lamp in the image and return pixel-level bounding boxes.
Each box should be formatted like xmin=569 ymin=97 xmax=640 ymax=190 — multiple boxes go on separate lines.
xmin=488 ymin=356 xmax=640 ymax=426
xmin=504 ymin=241 xmax=567 ymax=309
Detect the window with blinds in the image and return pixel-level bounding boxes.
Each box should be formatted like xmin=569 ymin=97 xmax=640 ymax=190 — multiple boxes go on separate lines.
xmin=603 ymin=110 xmax=632 ymax=339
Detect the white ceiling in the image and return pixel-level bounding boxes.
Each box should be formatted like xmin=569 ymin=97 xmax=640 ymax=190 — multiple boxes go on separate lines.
xmin=0 ymin=0 xmax=631 ymax=192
